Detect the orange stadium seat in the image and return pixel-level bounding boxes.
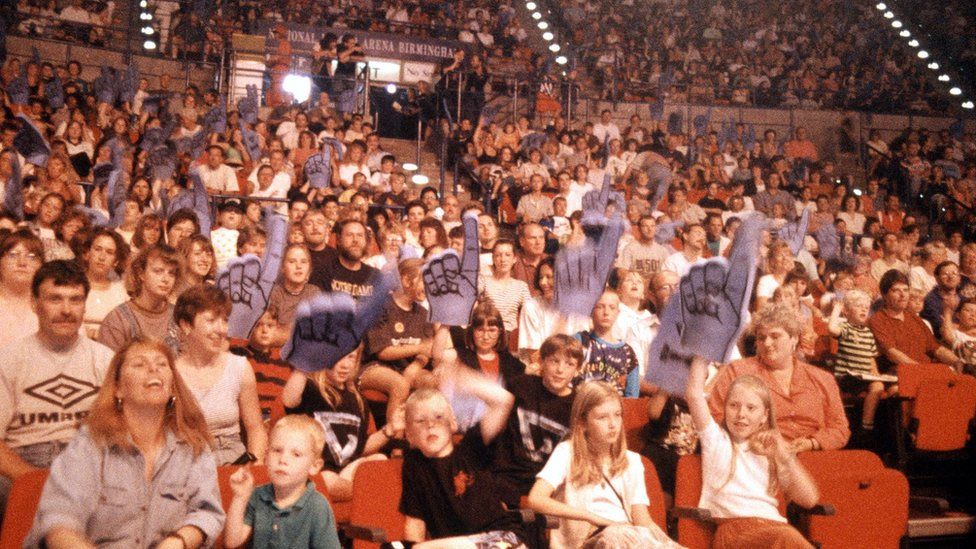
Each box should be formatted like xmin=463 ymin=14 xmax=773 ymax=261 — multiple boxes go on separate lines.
xmin=0 ymin=469 xmax=49 ymax=548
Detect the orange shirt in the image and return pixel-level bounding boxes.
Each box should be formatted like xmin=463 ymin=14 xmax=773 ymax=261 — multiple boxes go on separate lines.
xmin=707 ymin=357 xmax=850 ymax=450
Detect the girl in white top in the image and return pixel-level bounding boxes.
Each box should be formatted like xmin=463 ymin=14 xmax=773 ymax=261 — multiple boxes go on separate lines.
xmin=528 ymin=381 xmax=680 ymax=548
xmin=480 ymin=240 xmax=530 ymax=333
xmin=686 ymin=356 xmax=819 ymax=548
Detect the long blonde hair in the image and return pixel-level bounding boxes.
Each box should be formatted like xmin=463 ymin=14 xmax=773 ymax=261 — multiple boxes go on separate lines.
xmin=310 ymin=345 xmax=365 ymax=415
xmin=569 ymin=382 xmax=629 ymax=487
xmin=719 ymin=374 xmax=780 ymax=497
xmin=87 ymin=337 xmax=212 ymax=456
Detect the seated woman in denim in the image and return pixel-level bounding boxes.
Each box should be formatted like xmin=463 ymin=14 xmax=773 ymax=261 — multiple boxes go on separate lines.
xmin=25 ymin=337 xmax=225 ymax=548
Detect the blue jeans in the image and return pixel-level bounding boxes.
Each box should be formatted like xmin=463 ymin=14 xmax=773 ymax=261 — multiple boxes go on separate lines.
xmin=0 ymin=439 xmax=69 ymax=523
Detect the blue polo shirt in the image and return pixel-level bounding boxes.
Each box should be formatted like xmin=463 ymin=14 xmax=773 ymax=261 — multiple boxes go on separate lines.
xmin=244 ymin=481 xmax=341 ymax=549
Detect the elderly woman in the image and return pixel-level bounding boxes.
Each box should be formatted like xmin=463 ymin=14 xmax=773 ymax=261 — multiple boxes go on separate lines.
xmin=706 ymin=303 xmax=851 ymax=452
xmin=175 ymin=285 xmax=267 ymax=465
xmin=24 ymin=338 xmax=224 ymax=548
xmin=0 ymin=230 xmax=45 ymax=348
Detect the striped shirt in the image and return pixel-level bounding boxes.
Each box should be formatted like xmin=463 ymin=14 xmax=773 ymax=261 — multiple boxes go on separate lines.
xmin=834 ymin=323 xmax=878 ymax=375
xmin=480 ymin=276 xmax=531 ymax=331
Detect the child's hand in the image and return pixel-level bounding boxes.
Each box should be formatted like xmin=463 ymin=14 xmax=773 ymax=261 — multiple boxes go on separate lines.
xmin=229 ymin=466 xmax=255 ymax=498
xmin=749 ymin=429 xmax=789 ymax=458
xmin=387 ymin=404 xmax=406 ymax=439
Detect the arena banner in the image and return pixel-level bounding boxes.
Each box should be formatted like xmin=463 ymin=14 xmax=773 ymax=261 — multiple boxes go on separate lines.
xmin=258 ymin=20 xmax=467 ymax=73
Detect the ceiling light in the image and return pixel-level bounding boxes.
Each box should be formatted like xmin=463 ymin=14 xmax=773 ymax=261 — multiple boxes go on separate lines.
xmin=532 ymin=12 xmax=542 ymax=20
xmin=411 ymin=174 xmax=430 ymax=185
xmin=876 ymin=3 xmax=887 ymax=10
xmin=928 ymin=62 xmax=940 ymax=70
xmin=402 ymin=163 xmax=418 ymax=171
xmin=949 ymin=87 xmax=962 ymax=96
xmin=555 ymin=56 xmax=567 ymax=65
xmin=908 ymin=40 xmax=919 ymax=48
xmin=538 ymin=21 xmax=548 ymax=29
xmin=549 ymin=44 xmax=560 ymax=52
xmin=899 ymin=30 xmax=910 ymax=37
xmin=883 ymin=11 xmax=894 ymax=19
xmin=526 ymin=2 xmax=537 ymax=10
xmin=962 ymin=101 xmax=974 ymax=109
xmin=543 ymin=31 xmax=554 ymax=41
xmin=938 ymin=74 xmax=951 ymax=82
xmin=891 ymin=20 xmax=902 ymax=28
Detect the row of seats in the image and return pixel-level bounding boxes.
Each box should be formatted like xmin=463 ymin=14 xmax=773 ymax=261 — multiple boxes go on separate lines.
xmin=4 ymin=362 xmax=972 ymax=548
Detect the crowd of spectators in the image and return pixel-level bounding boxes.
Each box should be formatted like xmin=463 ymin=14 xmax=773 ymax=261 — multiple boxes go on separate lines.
xmin=1 ymin=3 xmax=976 ymax=548
xmin=547 ymin=0 xmax=953 ymax=113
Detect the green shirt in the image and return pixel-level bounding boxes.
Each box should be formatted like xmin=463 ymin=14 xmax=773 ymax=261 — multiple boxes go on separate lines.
xmin=244 ymin=481 xmax=341 ymax=549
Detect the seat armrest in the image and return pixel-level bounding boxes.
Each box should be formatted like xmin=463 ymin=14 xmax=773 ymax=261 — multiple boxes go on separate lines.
xmin=341 ymin=524 xmax=388 ymax=542
xmin=672 ymin=506 xmax=714 ymax=522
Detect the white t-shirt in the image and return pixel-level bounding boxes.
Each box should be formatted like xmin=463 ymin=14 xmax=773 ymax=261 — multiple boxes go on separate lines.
xmin=909 ymin=266 xmax=937 ymax=295
xmin=662 ymin=251 xmax=706 ymax=278
xmin=84 ymin=280 xmax=129 ymax=335
xmin=0 ymin=334 xmax=113 ymax=449
xmin=755 ymin=274 xmax=781 ymax=300
xmin=518 ymin=297 xmax=591 ymax=351
xmin=211 ymin=227 xmax=240 ymax=270
xmin=698 ymin=419 xmax=785 ymax=523
xmin=197 ymin=163 xmax=239 ymax=193
xmin=537 ymin=440 xmax=651 ymax=549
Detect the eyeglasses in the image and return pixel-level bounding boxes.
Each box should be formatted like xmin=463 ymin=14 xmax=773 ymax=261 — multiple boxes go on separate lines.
xmin=5 ymin=251 xmax=40 ymax=262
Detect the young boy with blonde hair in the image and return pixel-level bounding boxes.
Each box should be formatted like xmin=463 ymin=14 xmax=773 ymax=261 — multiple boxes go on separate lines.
xmin=225 ymin=415 xmax=341 ymax=549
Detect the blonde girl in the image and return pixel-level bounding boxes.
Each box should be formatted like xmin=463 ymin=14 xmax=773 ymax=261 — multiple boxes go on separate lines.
xmin=686 ymin=357 xmax=819 ymax=548
xmin=281 ymin=346 xmax=402 ymax=501
xmin=527 ymin=381 xmax=680 ymax=548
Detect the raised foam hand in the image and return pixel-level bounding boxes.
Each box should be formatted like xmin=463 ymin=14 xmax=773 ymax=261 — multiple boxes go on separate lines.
xmin=423 ymin=211 xmax=479 ymax=325
xmin=304 ymin=149 xmax=330 ymax=189
xmin=188 ymin=170 xmax=212 ymax=235
xmin=44 ymin=75 xmax=64 ymax=110
xmin=654 ymin=220 xmax=685 ymax=245
xmin=678 ymin=213 xmax=764 ymax=362
xmin=239 ymin=119 xmax=262 ymax=162
xmin=283 ymin=268 xmax=397 ymax=373
xmin=815 ymin=222 xmax=841 ymax=261
xmin=644 ymin=294 xmax=692 ymax=396
xmin=218 ymin=214 xmax=287 ymax=339
xmin=580 ymin=172 xmax=626 ymax=229
xmin=646 ymin=162 xmax=673 ymax=212
xmin=3 ymin=155 xmax=24 ymax=220
xmin=238 ymin=84 xmax=259 ymax=125
xmin=13 ymin=114 xmax=50 ymax=167
xmin=553 ymin=215 xmax=626 ymax=317
xmin=7 ymin=75 xmax=29 ymax=106
xmin=778 ymin=206 xmax=810 ymax=255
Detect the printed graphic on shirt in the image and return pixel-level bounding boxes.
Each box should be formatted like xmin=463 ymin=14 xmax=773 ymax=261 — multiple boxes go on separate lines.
xmin=330 ymin=279 xmax=374 ymax=298
xmin=312 ymin=410 xmax=361 ymax=467
xmin=516 ymin=408 xmax=568 ymax=463
xmin=453 ymin=470 xmax=474 ymax=497
xmin=24 ymin=374 xmax=99 ymax=409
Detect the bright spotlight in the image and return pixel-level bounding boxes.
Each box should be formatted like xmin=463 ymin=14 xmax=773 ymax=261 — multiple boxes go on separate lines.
xmin=141 ymin=26 xmax=154 ymax=35
xmin=532 ymin=12 xmax=542 ymax=20
xmin=549 ymin=44 xmax=560 ymax=52
xmin=140 ymin=0 xmax=148 ymax=7
xmin=538 ymin=21 xmax=548 ymax=29
xmin=917 ymin=50 xmax=928 ymax=58
xmin=282 ymin=74 xmax=312 ymax=103
xmin=385 ymin=83 xmax=397 ymax=94
xmin=963 ymin=101 xmax=974 ymax=109
xmin=526 ymin=2 xmax=537 ymax=9
xmin=143 ymin=40 xmax=157 ymax=50
xmin=139 ymin=12 xmax=151 ymax=20
xmin=891 ymin=20 xmax=902 ymax=28
xmin=928 ymin=62 xmax=940 ymax=70
xmin=883 ymin=11 xmax=894 ymax=18
xmin=876 ymin=3 xmax=887 ymax=10
xmin=938 ymin=74 xmax=951 ymax=82
xmin=908 ymin=40 xmax=919 ymax=48
xmin=411 ymin=174 xmax=430 ymax=185
xmin=950 ymin=87 xmax=962 ymax=96
xmin=543 ymin=31 xmax=554 ymax=41
xmin=899 ymin=30 xmax=910 ymax=37
xmin=555 ymin=55 xmax=568 ymax=65
xmin=402 ymin=163 xmax=418 ymax=171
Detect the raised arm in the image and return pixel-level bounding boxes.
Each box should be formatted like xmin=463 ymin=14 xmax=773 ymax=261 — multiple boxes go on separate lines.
xmin=685 ymin=356 xmax=712 ymax=432
xmin=439 ymin=357 xmax=513 ymax=445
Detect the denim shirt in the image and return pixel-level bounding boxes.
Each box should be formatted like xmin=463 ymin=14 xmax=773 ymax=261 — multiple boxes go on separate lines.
xmin=25 ymin=426 xmax=225 ymax=548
